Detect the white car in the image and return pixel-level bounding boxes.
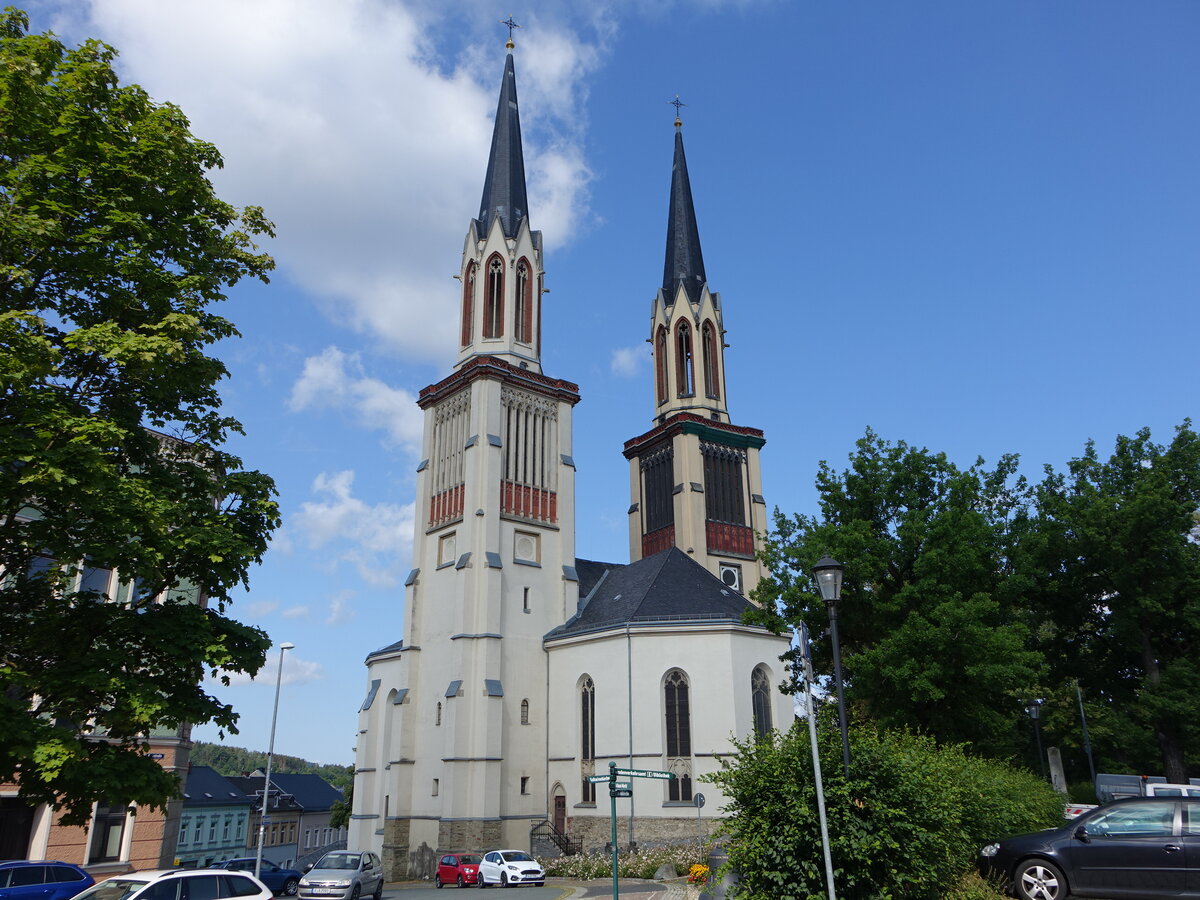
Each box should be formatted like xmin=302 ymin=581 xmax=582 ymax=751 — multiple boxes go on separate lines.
xmin=477 ymin=850 xmax=544 ymax=888
xmin=71 ymin=869 xmax=273 ymax=900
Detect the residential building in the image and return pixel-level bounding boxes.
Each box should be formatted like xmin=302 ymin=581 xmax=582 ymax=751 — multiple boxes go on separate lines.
xmin=176 ymin=766 xmax=253 ymax=868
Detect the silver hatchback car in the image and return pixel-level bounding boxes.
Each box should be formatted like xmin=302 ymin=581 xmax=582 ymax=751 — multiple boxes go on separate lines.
xmin=297 ymin=852 xmax=384 ymax=900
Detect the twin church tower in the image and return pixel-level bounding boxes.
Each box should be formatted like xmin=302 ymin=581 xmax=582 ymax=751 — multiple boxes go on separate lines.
xmin=350 ymin=35 xmax=789 ymax=877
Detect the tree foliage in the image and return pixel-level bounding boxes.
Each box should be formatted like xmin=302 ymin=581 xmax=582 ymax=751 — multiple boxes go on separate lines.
xmin=1025 ymin=421 xmax=1200 ymax=782
xmin=0 ymin=9 xmax=279 ymax=822
xmin=706 ymin=717 xmax=1064 ymax=900
xmin=189 ymin=741 xmax=354 ymax=794
xmin=748 ymin=429 xmax=1043 ymax=758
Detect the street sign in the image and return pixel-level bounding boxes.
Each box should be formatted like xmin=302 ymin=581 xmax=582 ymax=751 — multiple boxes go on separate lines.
xmin=614 ymin=767 xmax=675 ymax=780
xmin=611 ymin=789 xmax=633 ymax=798
xmin=586 ymin=775 xmax=609 ymax=784
xmin=694 ymin=793 xmax=705 ymax=808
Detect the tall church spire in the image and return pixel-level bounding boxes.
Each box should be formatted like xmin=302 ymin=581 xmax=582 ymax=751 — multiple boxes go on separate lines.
xmin=662 ymin=121 xmax=706 ymax=306
xmin=476 ymin=50 xmax=529 ymax=239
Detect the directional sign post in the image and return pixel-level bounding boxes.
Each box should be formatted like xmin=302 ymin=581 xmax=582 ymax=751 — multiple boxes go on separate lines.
xmin=605 ymin=763 xmax=675 ymax=900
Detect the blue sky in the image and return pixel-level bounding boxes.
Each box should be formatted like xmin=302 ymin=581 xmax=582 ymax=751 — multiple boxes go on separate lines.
xmin=26 ymin=0 xmax=1199 ymax=765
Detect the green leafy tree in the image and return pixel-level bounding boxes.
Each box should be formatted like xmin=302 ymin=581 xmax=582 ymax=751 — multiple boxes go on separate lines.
xmin=706 ymin=717 xmax=1064 ymax=900
xmin=748 ymin=430 xmax=1043 ymax=758
xmin=0 ymin=9 xmax=279 ymax=823
xmin=1026 ymin=421 xmax=1200 ymax=782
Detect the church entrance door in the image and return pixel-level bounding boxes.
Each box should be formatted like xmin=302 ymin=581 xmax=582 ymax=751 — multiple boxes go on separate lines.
xmin=553 ymin=795 xmax=566 ymax=833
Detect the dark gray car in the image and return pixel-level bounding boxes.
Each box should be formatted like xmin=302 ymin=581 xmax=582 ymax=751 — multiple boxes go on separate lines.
xmin=979 ymin=796 xmax=1200 ymax=899
xmin=298 ymin=852 xmax=383 ymax=900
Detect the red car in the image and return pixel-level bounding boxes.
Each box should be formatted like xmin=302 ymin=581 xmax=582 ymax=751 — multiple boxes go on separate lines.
xmin=434 ymin=853 xmax=481 ymax=889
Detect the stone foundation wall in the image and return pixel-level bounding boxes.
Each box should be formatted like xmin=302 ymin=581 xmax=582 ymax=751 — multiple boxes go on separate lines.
xmin=382 ymin=818 xmax=504 ymax=881
xmin=568 ymin=815 xmax=716 ymax=855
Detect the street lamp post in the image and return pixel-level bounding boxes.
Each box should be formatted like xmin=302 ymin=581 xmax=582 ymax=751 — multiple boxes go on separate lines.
xmin=255 ymin=641 xmax=294 ymax=880
xmin=813 ymin=556 xmax=850 ymax=778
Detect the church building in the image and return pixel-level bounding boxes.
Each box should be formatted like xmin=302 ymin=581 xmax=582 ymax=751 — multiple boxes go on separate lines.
xmin=349 ymin=36 xmax=791 ymax=879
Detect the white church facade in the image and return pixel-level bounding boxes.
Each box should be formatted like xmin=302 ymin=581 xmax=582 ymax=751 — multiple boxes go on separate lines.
xmin=349 ymin=38 xmax=791 ymax=879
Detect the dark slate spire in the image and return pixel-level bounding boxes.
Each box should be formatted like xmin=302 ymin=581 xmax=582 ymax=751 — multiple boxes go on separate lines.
xmin=476 ymin=51 xmax=529 ymax=239
xmin=662 ymin=122 xmax=706 ymax=305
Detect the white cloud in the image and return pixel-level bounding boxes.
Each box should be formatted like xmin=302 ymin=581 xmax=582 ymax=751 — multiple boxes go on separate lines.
xmin=327 ymin=592 xmax=355 ymax=626
xmin=245 ymin=600 xmax=280 ymax=618
xmin=289 ymin=347 xmax=424 ymax=452
xmin=281 ymin=606 xmax=311 ymax=620
xmin=290 ymin=470 xmax=415 ymax=587
xmin=67 ymin=0 xmax=602 ymax=363
xmin=211 ymin=654 xmax=324 ymax=687
xmin=611 ymin=345 xmax=647 ymax=377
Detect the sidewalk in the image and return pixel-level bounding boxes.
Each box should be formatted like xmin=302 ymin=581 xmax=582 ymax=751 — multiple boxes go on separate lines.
xmin=552 ymin=877 xmax=691 ymax=900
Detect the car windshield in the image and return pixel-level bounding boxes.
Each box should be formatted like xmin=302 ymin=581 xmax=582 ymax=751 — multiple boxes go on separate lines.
xmin=501 ymin=852 xmax=532 ymax=862
xmin=315 ymin=854 xmax=359 ymax=870
xmin=74 ymin=879 xmax=150 ymax=900
xmin=457 ymin=856 xmax=481 ymax=865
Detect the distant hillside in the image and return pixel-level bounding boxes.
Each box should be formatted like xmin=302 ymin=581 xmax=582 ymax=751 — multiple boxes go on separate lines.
xmin=191 ymin=741 xmax=353 ymax=792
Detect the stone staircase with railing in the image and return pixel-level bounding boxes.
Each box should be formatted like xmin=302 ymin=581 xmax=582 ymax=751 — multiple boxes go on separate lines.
xmin=529 ymin=820 xmax=582 ymax=858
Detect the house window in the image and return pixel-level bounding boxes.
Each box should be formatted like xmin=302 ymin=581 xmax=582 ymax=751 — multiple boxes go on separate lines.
xmin=78 ymin=562 xmax=113 ymax=597
xmin=88 ymin=801 xmax=129 ymax=863
xmin=701 ymin=320 xmax=720 ymax=399
xmin=484 ymin=255 xmax=504 ymax=338
xmin=209 ymin=819 xmax=217 ymax=842
xmin=655 ymin=325 xmax=668 ymax=405
xmin=236 ymin=819 xmax=244 ymax=840
xmin=515 ymin=259 xmax=533 ymax=343
xmin=461 ymin=261 xmax=475 ymax=347
xmin=702 ymin=442 xmax=747 ymax=526
xmin=193 ymin=817 xmax=203 ymax=843
xmin=752 ymin=665 xmax=772 ymax=739
xmin=432 ymin=779 xmax=439 ymax=797
xmin=641 ymin=445 xmax=675 ymax=533
xmin=436 ymin=702 xmax=442 ymax=726
xmin=675 ymin=321 xmax=695 ymax=397
xmin=664 ymin=670 xmax=693 ymax=802
xmin=523 ymin=586 xmax=530 ymax=612
xmin=222 ymin=817 xmax=231 ymax=841
xmin=521 ymin=698 xmax=530 ymax=725
xmin=520 ymin=777 xmax=529 ymax=795
xmin=179 ymin=818 xmax=190 ymax=846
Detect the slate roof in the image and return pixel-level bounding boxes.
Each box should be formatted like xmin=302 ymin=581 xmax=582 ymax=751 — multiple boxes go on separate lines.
xmin=476 ymin=51 xmax=529 ymax=239
xmin=225 ymin=775 xmax=303 ymax=812
xmin=546 ymin=547 xmax=754 ymax=639
xmin=270 ymin=773 xmax=344 ymax=813
xmin=182 ymin=765 xmax=252 ymax=807
xmin=662 ymin=126 xmax=707 ymax=306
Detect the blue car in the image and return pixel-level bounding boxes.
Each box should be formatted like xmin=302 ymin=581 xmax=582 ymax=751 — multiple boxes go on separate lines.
xmin=212 ymin=860 xmax=301 ymax=896
xmin=0 ymin=861 xmax=94 ymax=900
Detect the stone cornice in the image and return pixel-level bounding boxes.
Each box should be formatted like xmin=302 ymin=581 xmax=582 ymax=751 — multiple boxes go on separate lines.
xmin=418 ymin=355 xmax=581 ymax=409
xmin=623 ymin=412 xmax=765 ymax=457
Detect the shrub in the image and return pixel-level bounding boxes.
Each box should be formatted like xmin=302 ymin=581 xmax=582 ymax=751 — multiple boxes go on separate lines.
xmin=705 ymin=717 xmax=1064 ymax=899
xmin=543 ymin=843 xmax=706 ymax=880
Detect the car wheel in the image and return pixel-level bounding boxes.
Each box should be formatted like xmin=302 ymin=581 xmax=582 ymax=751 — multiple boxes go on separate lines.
xmin=1014 ymin=859 xmax=1068 ymax=900
xmin=499 ymin=873 xmax=507 ymax=889
xmin=456 ymin=875 xmax=464 ymax=888
xmin=282 ymin=879 xmax=299 ymax=897
xmin=435 ymin=874 xmax=443 ymax=889
xmin=350 ymin=885 xmax=361 ymax=900
xmin=372 ymin=879 xmax=382 ymax=900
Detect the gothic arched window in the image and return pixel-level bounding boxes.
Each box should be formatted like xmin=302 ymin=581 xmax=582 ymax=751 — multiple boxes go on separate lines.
xmin=484 ymin=255 xmax=504 ymax=338
xmin=702 ymin=320 xmax=719 ymax=399
xmin=515 ymin=259 xmax=532 ymax=344
xmin=521 ymin=698 xmax=530 ymax=725
xmin=675 ymin=321 xmax=695 ymax=397
xmin=664 ymin=669 xmax=693 ymax=801
xmin=581 ymin=676 xmax=596 ymax=803
xmin=461 ymin=261 xmax=475 ymax=347
xmin=435 ymin=702 xmax=442 ymax=726
xmin=752 ymin=665 xmax=772 ymax=739
xmin=655 ymin=326 xmax=669 ymax=405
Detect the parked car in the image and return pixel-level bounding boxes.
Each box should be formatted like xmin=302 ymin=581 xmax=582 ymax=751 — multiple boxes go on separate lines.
xmin=434 ymin=854 xmax=480 ymax=889
xmin=212 ymin=860 xmax=302 ymax=896
xmin=0 ymin=861 xmax=94 ymax=900
xmin=298 ymin=852 xmax=383 ymax=900
xmin=476 ymin=851 xmax=544 ymax=888
xmin=71 ymin=869 xmax=272 ymax=900
xmin=979 ymin=796 xmax=1198 ymax=899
